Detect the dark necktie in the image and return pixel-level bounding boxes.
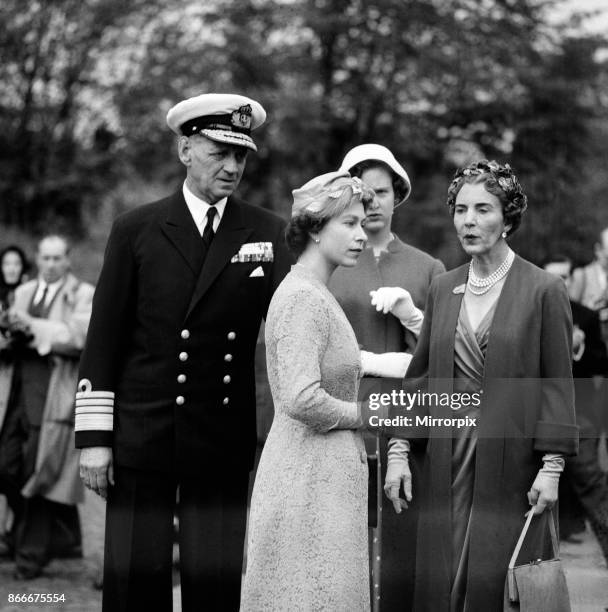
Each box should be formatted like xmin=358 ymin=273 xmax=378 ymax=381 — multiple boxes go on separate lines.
xmin=29 ymin=284 xmax=48 ymax=318
xmin=202 ymin=206 xmax=217 ymax=250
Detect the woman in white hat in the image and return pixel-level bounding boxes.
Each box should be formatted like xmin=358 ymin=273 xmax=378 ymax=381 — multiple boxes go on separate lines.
xmin=328 ymin=144 xmax=445 ymax=612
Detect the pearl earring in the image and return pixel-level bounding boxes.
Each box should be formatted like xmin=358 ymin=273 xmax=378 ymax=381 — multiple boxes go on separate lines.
xmin=501 ymin=231 xmax=507 ymax=239
xmin=313 ymin=237 xmax=320 ymax=244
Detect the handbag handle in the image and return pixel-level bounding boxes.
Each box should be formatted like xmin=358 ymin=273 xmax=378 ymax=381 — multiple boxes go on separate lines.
xmin=508 ymin=508 xmax=559 ymax=571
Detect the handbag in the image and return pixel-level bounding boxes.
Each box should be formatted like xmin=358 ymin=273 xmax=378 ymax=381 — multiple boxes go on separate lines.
xmin=504 ymin=509 xmax=571 ymax=612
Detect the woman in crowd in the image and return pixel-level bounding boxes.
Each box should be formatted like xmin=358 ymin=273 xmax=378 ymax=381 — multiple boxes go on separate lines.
xmin=385 ymin=160 xmax=578 ymax=611
xmin=0 ymin=244 xmax=30 ymax=555
xmin=0 ymin=245 xmax=29 ymax=310
xmin=329 ymin=144 xmax=444 ymax=611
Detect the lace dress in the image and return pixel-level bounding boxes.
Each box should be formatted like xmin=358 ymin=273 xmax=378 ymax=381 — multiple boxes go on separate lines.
xmin=241 ymin=265 xmax=369 ymax=612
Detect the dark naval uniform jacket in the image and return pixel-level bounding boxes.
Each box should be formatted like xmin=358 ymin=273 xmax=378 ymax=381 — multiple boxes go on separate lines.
xmin=75 ymin=190 xmax=291 ymax=475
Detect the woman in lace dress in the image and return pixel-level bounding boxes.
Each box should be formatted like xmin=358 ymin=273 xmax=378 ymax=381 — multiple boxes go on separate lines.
xmin=240 ymin=171 xmax=374 ymax=612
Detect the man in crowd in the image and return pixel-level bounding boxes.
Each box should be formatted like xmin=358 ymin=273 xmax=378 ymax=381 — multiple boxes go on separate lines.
xmin=76 ymin=93 xmax=291 ymax=612
xmin=568 ymin=228 xmax=608 ymax=488
xmin=544 ymin=254 xmax=608 ymax=564
xmin=1 ymin=235 xmax=93 ymax=578
xmin=570 ymin=227 xmax=608 ymax=323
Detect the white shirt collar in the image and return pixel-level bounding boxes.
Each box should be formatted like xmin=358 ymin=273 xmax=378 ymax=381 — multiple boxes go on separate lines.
xmin=592 ymin=260 xmax=608 ymax=291
xmin=34 ymin=276 xmax=65 ymax=306
xmin=182 ymin=182 xmax=227 ymax=236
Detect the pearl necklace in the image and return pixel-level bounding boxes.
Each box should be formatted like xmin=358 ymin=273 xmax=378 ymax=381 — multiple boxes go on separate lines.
xmin=468 ymin=249 xmax=514 ymax=295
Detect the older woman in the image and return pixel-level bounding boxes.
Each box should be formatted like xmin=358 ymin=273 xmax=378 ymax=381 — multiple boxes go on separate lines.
xmin=385 ymin=160 xmax=578 ymax=611
xmin=241 ymin=170 xmax=373 ymax=611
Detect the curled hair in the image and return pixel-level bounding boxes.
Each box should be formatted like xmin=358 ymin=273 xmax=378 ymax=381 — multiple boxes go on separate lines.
xmin=285 ymin=216 xmax=325 ymax=258
xmin=286 ymin=184 xmax=374 ymax=257
xmin=446 ymin=160 xmax=528 ymax=236
xmin=349 ymin=160 xmax=408 ymax=205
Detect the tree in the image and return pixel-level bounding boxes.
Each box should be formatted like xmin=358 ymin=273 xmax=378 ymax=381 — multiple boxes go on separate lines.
xmin=1 ymin=0 xmax=607 ymax=270
xmin=0 ymin=0 xmax=167 ymax=233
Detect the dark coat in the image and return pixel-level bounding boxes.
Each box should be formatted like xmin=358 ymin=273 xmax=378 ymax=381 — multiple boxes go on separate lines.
xmin=396 ymin=255 xmax=578 ymax=612
xmin=570 ymin=300 xmax=608 ymax=436
xmin=571 ymin=300 xmax=608 ymax=379
xmin=75 ymin=191 xmax=291 ymax=474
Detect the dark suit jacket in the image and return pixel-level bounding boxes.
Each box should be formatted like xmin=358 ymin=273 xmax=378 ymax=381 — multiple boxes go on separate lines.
xmin=75 ymin=191 xmax=291 ymax=474
xmin=571 ymin=300 xmax=608 ymax=379
xmin=571 ymin=300 xmax=608 ymax=436
xmin=394 ymin=255 xmax=578 ymax=612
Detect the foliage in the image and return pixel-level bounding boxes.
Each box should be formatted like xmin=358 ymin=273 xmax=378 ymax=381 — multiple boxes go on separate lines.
xmin=0 ymin=0 xmax=169 ymax=233
xmin=1 ymin=0 xmax=606 ymax=273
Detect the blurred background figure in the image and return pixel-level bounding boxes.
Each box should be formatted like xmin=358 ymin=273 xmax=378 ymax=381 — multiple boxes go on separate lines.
xmin=329 ymin=144 xmax=444 ymax=611
xmin=569 ymin=227 xmax=608 ymax=445
xmin=0 ymin=235 xmax=94 ymax=579
xmin=0 ymin=245 xmax=30 ymax=556
xmin=569 ymin=227 xmax=608 ymax=348
xmin=569 ymin=227 xmax=608 ymax=315
xmin=543 ymin=254 xmax=608 ymax=564
xmin=0 ymin=246 xmax=30 ymax=311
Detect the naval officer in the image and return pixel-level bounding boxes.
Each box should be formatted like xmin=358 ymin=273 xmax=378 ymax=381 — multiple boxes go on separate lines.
xmin=75 ymin=93 xmax=291 ymax=612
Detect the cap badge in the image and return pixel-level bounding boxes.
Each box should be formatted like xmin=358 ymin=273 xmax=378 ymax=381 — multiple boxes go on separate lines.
xmin=231 ymin=104 xmax=252 ymax=130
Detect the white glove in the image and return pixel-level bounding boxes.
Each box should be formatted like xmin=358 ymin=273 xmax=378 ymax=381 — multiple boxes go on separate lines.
xmin=360 ymin=350 xmax=412 ymax=378
xmin=384 ymin=438 xmax=412 ymax=514
xmin=370 ymin=287 xmax=423 ymax=335
xmin=527 ymin=454 xmax=564 ymax=515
